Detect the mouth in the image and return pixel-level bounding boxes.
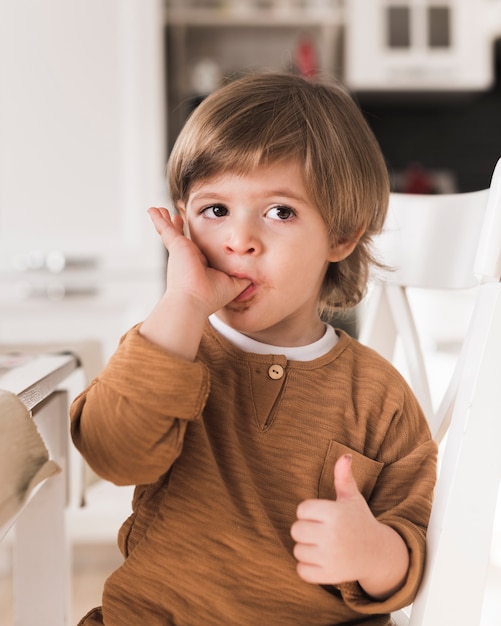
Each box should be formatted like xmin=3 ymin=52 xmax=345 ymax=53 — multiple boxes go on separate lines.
xmin=234 ymin=282 xmax=256 ymax=302
xmin=230 ymin=272 xmax=257 ymax=303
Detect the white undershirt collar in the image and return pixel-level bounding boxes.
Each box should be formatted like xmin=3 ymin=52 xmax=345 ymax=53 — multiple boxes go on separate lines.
xmin=209 ymin=314 xmax=338 ymax=361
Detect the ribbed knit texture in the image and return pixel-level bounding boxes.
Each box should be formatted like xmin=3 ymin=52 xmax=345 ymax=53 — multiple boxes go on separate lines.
xmin=71 ymin=324 xmax=437 ymax=626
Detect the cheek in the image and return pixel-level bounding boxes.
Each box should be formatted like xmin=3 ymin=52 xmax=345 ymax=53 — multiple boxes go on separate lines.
xmin=186 ymin=222 xmax=205 ymax=246
xmin=188 ymin=226 xmax=221 ymax=260
xmin=296 ymin=253 xmax=331 ymax=291
xmin=278 ymin=254 xmax=328 ymax=293
xmin=301 ymin=240 xmax=332 ymax=271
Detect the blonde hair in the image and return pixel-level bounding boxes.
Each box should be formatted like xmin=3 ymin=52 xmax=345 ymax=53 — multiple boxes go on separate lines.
xmin=167 ymin=72 xmax=389 ymax=315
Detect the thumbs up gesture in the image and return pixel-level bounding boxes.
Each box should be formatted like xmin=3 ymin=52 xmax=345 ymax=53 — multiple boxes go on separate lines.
xmin=290 ymin=454 xmax=409 ymax=599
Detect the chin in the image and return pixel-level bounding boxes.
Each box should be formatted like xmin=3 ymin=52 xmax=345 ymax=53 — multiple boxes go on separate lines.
xmin=219 ymin=308 xmax=270 ymax=334
xmin=223 ymin=297 xmax=273 ymax=327
xmin=224 ymin=300 xmax=252 ymax=314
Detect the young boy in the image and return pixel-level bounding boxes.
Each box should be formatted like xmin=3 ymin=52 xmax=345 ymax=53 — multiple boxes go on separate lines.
xmin=71 ymin=72 xmax=437 ymax=626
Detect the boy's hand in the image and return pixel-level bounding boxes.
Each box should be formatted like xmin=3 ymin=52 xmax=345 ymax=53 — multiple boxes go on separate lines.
xmin=148 ymin=207 xmax=250 ymax=316
xmin=140 ymin=208 xmax=250 ymax=360
xmin=291 ymin=454 xmax=409 ymax=599
xmin=291 ymin=454 xmax=377 ymax=585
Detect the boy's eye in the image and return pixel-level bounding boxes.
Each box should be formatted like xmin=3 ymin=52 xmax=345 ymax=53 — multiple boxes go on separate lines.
xmin=267 ymin=205 xmax=295 ymax=221
xmin=202 ymin=204 xmax=228 ymax=218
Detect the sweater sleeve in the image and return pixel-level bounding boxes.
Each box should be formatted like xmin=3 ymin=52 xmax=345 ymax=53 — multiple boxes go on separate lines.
xmin=70 ymin=324 xmax=210 ymax=486
xmin=338 ymin=369 xmax=438 ymax=615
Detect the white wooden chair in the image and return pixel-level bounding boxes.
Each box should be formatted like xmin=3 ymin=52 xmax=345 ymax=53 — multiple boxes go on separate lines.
xmin=359 ymin=158 xmax=501 ymax=626
xmin=0 ymin=353 xmax=81 ymax=625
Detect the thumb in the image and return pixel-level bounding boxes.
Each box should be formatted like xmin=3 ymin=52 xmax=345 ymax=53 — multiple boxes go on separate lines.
xmin=220 ymin=274 xmax=252 ymax=304
xmin=333 ymin=454 xmax=359 ymax=501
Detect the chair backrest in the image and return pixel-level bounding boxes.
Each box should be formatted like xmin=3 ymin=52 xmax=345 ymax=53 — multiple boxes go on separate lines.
xmin=359 ymin=158 xmax=501 ymax=626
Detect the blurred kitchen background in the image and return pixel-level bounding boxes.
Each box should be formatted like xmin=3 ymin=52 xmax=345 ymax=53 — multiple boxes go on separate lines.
xmin=1 ymin=0 xmax=501 ymax=366
xmin=1 ymin=0 xmax=501 ymax=623
xmin=1 ymin=0 xmax=501 ymax=370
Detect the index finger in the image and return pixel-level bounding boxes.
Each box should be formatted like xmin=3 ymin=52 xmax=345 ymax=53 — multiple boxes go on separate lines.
xmin=147 ymin=207 xmax=184 ymax=244
xmin=296 ymin=498 xmax=333 ymax=522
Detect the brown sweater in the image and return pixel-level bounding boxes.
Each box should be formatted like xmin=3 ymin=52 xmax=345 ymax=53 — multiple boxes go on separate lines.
xmin=70 ymin=324 xmax=437 ymax=626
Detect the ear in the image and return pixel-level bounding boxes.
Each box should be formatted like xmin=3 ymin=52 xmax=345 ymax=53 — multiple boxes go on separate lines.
xmin=328 ymin=226 xmax=365 ymax=263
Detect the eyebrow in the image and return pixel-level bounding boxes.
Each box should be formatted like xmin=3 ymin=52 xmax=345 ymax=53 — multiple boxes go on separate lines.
xmin=190 ymin=188 xmax=308 ymax=204
xmin=269 ymin=189 xmax=307 ymax=203
xmin=190 ymin=191 xmax=227 ymax=202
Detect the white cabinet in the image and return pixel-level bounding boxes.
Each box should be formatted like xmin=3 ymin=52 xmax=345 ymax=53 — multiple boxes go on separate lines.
xmin=0 ymin=0 xmax=167 ymax=362
xmin=0 ymin=0 xmax=167 ymax=273
xmin=344 ymin=0 xmax=501 ymax=91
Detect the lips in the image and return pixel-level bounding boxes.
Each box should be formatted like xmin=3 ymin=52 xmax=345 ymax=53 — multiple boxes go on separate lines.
xmin=229 ymin=272 xmax=257 ymax=302
xmin=234 ymin=282 xmax=256 ymax=302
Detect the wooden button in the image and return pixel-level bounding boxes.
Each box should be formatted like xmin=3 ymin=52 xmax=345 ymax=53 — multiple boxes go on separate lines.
xmin=268 ymin=364 xmax=284 ymax=380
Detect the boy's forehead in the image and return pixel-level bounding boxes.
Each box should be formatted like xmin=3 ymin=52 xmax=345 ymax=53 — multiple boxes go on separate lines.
xmin=189 ymin=157 xmax=306 ymax=190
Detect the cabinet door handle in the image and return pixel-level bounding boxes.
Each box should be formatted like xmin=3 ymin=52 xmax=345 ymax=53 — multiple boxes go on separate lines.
xmin=12 ymin=252 xmax=98 ymax=273
xmin=16 ymin=282 xmax=99 ymax=300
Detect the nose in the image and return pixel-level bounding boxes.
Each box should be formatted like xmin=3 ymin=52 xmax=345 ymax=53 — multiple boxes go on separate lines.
xmin=224 ymin=218 xmax=262 ymax=256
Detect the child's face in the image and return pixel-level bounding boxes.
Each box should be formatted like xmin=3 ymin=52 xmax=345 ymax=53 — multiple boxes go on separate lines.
xmin=179 ymin=159 xmax=356 ymax=347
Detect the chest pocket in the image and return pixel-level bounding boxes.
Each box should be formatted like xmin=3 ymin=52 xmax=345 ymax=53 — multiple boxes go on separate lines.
xmin=318 ymin=440 xmax=384 ymax=502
